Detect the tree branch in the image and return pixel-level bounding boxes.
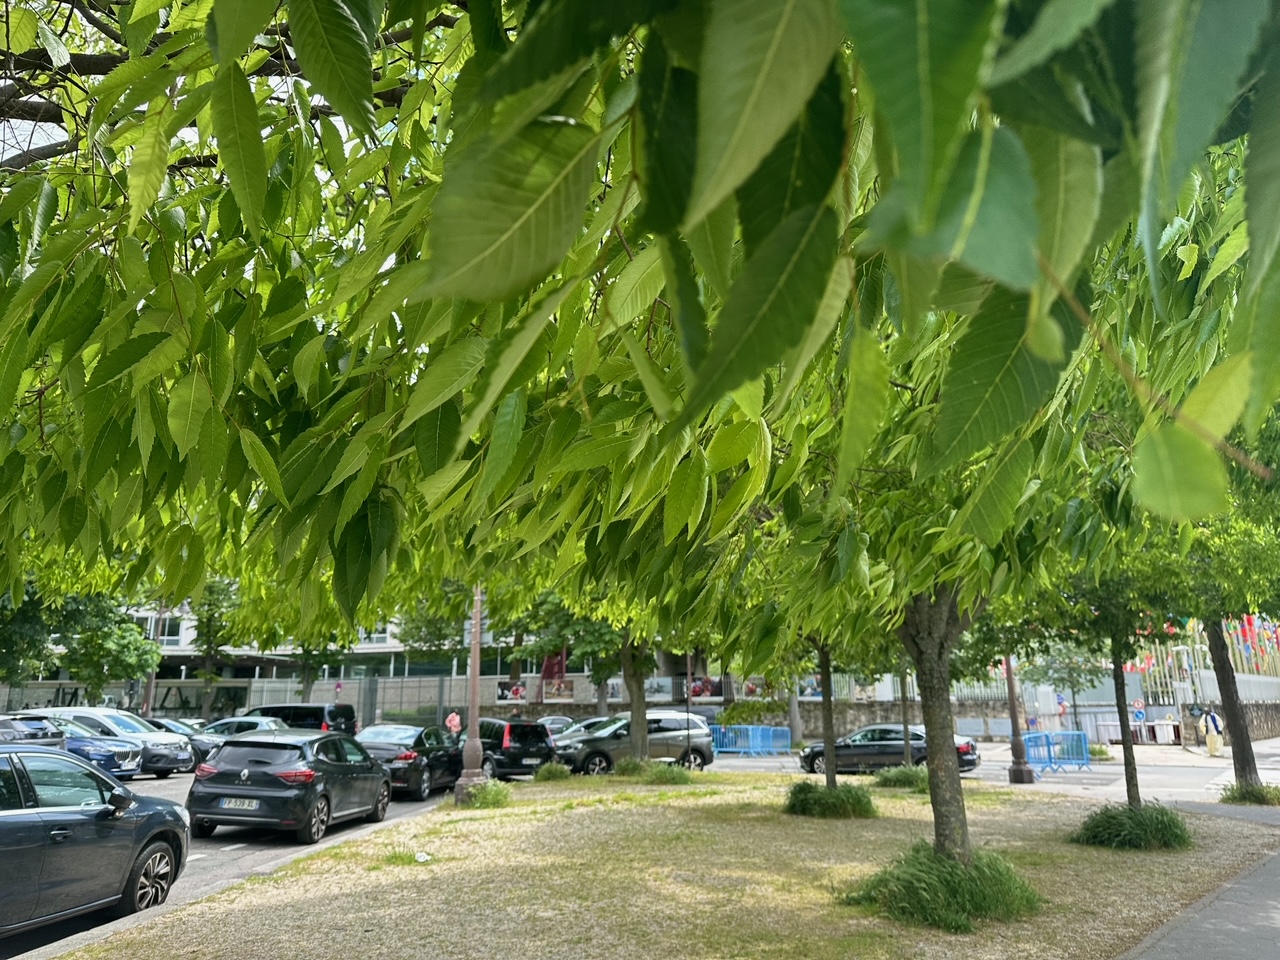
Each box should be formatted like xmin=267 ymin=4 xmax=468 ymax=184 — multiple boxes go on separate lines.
xmin=0 ymin=139 xmax=79 ymax=170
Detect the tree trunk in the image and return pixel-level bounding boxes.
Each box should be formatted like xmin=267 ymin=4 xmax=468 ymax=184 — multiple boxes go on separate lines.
xmin=1206 ymin=617 xmax=1260 ymax=787
xmin=788 ymin=687 xmax=803 ymax=746
xmin=900 ymin=661 xmax=913 ymax=767
xmin=619 ymin=636 xmax=648 ymax=760
xmin=818 ymin=643 xmax=837 ymax=790
xmin=596 ymin=679 xmax=609 ymax=715
xmin=300 ymin=663 xmax=316 ymax=702
xmin=508 ymin=630 xmax=524 ymax=683
xmin=1110 ymin=639 xmax=1142 ymax=810
xmin=899 ymin=588 xmax=972 ymax=863
xmin=200 ymin=654 xmax=216 ymax=721
xmin=722 ymin=671 xmax=736 ymax=705
xmin=1071 ymin=687 xmax=1081 ymax=732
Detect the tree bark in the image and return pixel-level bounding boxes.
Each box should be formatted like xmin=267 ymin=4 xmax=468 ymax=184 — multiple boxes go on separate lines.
xmin=508 ymin=630 xmax=524 ymax=683
xmin=900 ymin=661 xmax=913 ymax=767
xmin=300 ymin=663 xmax=316 ymax=702
xmin=200 ymin=654 xmax=216 ymax=721
xmin=619 ymin=636 xmax=648 ymax=760
xmin=899 ymin=587 xmax=972 ymax=863
xmin=596 ymin=679 xmax=609 ymax=715
xmin=1110 ymin=639 xmax=1142 ymax=810
xmin=817 ymin=643 xmax=837 ymax=790
xmin=788 ymin=687 xmax=803 ymax=746
xmin=1206 ymin=617 xmax=1260 ymax=787
xmin=722 ymin=671 xmax=736 ymax=705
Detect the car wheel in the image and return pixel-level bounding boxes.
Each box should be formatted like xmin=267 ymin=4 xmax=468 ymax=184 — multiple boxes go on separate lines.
xmin=811 ymin=756 xmax=826 ymax=775
xmin=192 ymin=820 xmax=217 ymax=839
xmin=415 ymin=770 xmax=432 ymax=801
xmin=119 ymin=841 xmax=174 ymax=914
xmin=583 ymin=753 xmax=612 ymax=776
xmin=914 ymin=755 xmax=928 ymax=766
xmin=365 ymin=782 xmax=391 ymax=823
xmin=481 ymin=757 xmax=496 ymax=779
xmin=154 ymin=771 xmax=172 ymax=779
xmin=680 ymin=750 xmax=706 ymax=771
xmin=296 ymin=796 xmax=330 ymax=844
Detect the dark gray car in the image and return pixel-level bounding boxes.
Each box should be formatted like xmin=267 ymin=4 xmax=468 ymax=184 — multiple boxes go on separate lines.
xmin=557 ymin=713 xmax=714 ymax=774
xmin=798 ymin=723 xmax=981 ymax=774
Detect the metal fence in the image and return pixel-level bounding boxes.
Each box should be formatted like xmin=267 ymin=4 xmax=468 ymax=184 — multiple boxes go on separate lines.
xmin=1023 ymin=731 xmax=1092 ymax=777
xmin=709 ymin=725 xmax=792 ymax=757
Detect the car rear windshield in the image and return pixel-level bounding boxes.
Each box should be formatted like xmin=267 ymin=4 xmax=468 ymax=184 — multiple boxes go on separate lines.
xmin=2 ymin=719 xmax=57 ymax=736
xmin=215 ymin=744 xmax=304 ymax=766
xmin=329 ymin=705 xmax=356 ymax=722
xmin=508 ymin=724 xmax=550 ymax=746
xmin=358 ymin=725 xmax=417 ymax=742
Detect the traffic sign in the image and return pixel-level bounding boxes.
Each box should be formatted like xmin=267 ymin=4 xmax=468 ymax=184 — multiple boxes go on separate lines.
xmin=1056 ymin=693 xmax=1066 ymax=705
xmin=1133 ymin=709 xmax=1147 ymax=721
xmin=1132 ymin=698 xmax=1145 ymax=710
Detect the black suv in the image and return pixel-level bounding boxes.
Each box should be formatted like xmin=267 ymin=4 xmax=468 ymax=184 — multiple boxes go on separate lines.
xmin=470 ymin=718 xmax=555 ymax=778
xmin=242 ymin=703 xmax=358 ymax=733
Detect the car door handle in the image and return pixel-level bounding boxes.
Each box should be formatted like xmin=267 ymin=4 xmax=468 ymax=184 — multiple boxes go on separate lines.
xmin=49 ymin=827 xmax=73 ymax=842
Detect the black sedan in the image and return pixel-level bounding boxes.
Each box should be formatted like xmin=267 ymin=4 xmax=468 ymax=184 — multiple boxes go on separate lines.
xmin=39 ymin=715 xmax=143 ymax=780
xmin=798 ymin=723 xmax=981 ymax=775
xmin=187 ymin=731 xmax=391 ymax=844
xmin=0 ymin=745 xmax=189 ymax=939
xmin=356 ymin=723 xmax=462 ymax=799
xmin=149 ymin=717 xmax=225 ymax=764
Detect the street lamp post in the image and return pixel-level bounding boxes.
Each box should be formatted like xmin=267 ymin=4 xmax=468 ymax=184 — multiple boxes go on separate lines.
xmin=454 ymin=584 xmax=488 ymax=803
xmin=1005 ymin=653 xmax=1036 ymax=784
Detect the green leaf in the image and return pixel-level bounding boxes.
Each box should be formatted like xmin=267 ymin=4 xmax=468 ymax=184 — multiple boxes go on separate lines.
xmin=603 ymin=245 xmax=665 ymax=332
xmin=684 ymin=0 xmax=842 ymax=228
xmin=484 ymin=0 xmax=676 ymax=101
xmin=1023 ymin=126 xmax=1102 ymax=361
xmin=659 ymin=235 xmax=709 ymax=370
xmin=677 ymin=205 xmax=838 ymax=428
xmin=211 ymin=62 xmax=267 ymax=243
xmin=36 ymin=20 xmax=71 ymax=67
xmin=478 ymin=389 xmax=526 ymax=501
xmin=1245 ymin=50 xmax=1280 ymax=301
xmin=86 ymin=332 xmax=172 ymax=391
xmin=555 ymin=434 xmax=634 ymax=473
xmin=839 ymin=0 xmax=998 ymax=230
xmin=426 ymin=119 xmax=599 ymax=301
xmin=239 ymin=428 xmax=290 ymax=506
xmin=1180 ymin=353 xmax=1251 ymax=441
xmin=292 ymin=333 xmax=328 ymax=400
xmin=620 ymin=331 xmax=673 ymax=420
xmin=637 ymin=32 xmax=699 ymax=234
xmin=414 ymin=399 xmax=462 ymax=477
xmin=665 ymin=451 xmax=708 ymax=544
xmin=954 ymin=439 xmax=1035 ymax=547
xmin=1199 ymin=221 xmax=1248 ymax=295
xmin=776 ymin=257 xmax=851 ymax=410
xmin=401 ymin=338 xmax=488 ymax=430
xmin=737 ymin=63 xmax=844 ymax=257
xmin=683 ymin=194 xmax=736 ymax=300
xmin=211 ymin=0 xmax=275 ymax=60
xmin=0 ymin=323 xmax=31 ymax=418
xmin=127 ymin=108 xmax=170 ymax=234
xmin=167 ymin=373 xmax=212 ymax=459
xmin=836 ymin=325 xmax=890 ymax=486
xmin=928 ymin=288 xmax=1061 ymax=473
xmin=287 ymin=0 xmax=376 ymax=137
xmin=990 ymin=0 xmax=1115 ymax=86
xmin=1132 ymin=424 xmax=1229 ymax=520
xmin=0 ymin=9 xmax=38 ymax=53
xmin=337 ymin=439 xmax=386 ymax=536
xmin=706 ymin=421 xmax=757 ymax=472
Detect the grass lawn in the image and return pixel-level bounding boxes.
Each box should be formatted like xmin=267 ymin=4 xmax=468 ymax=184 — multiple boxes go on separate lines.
xmin=68 ymin=774 xmax=1279 ymax=960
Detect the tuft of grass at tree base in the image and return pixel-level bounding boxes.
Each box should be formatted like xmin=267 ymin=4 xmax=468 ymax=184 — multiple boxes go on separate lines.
xmin=874 ymin=764 xmax=930 ymax=792
xmin=1220 ymin=781 xmax=1280 ymax=806
xmin=533 ymin=761 xmax=571 ymax=782
xmin=457 ymin=780 xmax=511 ymax=809
xmin=1070 ymin=803 xmax=1192 ymax=850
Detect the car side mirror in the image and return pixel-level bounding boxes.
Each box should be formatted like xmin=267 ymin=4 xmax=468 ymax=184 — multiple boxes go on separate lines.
xmin=107 ymin=787 xmax=133 ymax=817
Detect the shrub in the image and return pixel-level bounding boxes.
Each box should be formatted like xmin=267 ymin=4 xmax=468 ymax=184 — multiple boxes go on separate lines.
xmin=1069 ymin=803 xmax=1192 ymax=850
xmin=874 ymin=764 xmax=930 ymax=792
xmin=533 ymin=761 xmax=571 ymax=782
xmin=783 ymin=780 xmax=876 ymax=819
xmin=643 ymin=762 xmax=693 ymax=785
xmin=1220 ymin=782 xmax=1280 ymax=806
xmin=613 ymin=757 xmax=647 ymax=777
xmin=838 ymin=841 xmax=1043 ymax=933
xmin=1089 ymin=743 xmax=1112 ymax=761
xmin=459 ymin=780 xmax=511 ymax=809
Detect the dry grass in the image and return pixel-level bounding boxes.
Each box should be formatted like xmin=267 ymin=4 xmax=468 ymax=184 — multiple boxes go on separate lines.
xmin=66 ymin=774 xmax=1278 ymax=960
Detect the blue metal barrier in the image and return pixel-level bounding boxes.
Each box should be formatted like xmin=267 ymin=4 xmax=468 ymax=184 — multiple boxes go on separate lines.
xmin=1022 ymin=731 xmax=1092 ymax=779
xmin=709 ymin=725 xmax=792 ymax=757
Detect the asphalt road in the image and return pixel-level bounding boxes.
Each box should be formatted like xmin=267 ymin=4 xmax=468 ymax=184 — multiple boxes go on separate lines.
xmin=3 ymin=770 xmax=445 ymax=960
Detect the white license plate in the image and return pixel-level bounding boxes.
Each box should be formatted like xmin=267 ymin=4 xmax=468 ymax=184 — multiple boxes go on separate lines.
xmin=522 ymin=758 xmax=541 ymax=766
xmin=177 ymin=753 xmax=191 ymax=760
xmin=220 ymin=797 xmax=260 ymax=810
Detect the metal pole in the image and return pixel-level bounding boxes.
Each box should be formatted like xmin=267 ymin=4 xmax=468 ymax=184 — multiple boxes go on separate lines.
xmin=1006 ymin=653 xmax=1035 ymax=784
xmin=455 ymin=584 xmax=488 ymax=803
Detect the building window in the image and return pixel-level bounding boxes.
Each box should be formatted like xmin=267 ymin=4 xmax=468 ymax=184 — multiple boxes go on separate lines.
xmin=134 ymin=616 xmax=183 ymax=647
xmin=359 ymin=624 xmax=390 ymax=645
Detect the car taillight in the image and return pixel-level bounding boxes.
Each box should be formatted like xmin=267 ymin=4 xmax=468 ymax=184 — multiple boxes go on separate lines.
xmin=195 ymin=763 xmax=218 ymax=779
xmin=277 ymin=768 xmax=317 ymax=784
xmin=320 ymin=721 xmax=329 ymax=731
xmin=502 ymin=725 xmax=512 ymax=749
xmin=394 ymin=750 xmax=418 ymax=761
xmin=958 ymin=743 xmax=973 ymax=754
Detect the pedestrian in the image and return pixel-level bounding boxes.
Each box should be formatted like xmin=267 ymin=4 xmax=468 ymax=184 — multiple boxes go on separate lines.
xmin=445 ymin=711 xmax=462 ymax=735
xmin=509 ymin=706 xmax=522 ymax=719
xmin=1199 ymin=707 xmax=1224 ymax=757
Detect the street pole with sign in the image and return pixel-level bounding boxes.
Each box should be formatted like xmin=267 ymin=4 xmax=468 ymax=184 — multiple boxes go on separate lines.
xmin=455 ymin=584 xmax=487 ymax=803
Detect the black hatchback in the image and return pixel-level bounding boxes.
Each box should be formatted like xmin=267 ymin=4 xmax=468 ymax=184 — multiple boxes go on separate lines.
xmin=186 ymin=732 xmax=391 ymax=843
xmin=472 ymin=718 xmax=556 ymax=778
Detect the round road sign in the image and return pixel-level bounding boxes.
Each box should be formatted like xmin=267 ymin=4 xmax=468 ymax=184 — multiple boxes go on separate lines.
xmin=1132 ymin=698 xmax=1145 ymax=710
xmin=1133 ymin=709 xmax=1147 ymax=721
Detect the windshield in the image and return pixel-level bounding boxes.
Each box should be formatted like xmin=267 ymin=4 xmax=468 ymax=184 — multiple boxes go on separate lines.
xmin=158 ymin=718 xmax=198 ymax=734
xmin=48 ymin=717 xmax=98 ymax=737
xmin=357 ymin=725 xmax=418 ymax=743
xmin=560 ymin=718 xmax=611 ymax=738
xmin=589 ymin=719 xmax=627 ymax=739
xmin=110 ymin=712 xmax=162 ymax=734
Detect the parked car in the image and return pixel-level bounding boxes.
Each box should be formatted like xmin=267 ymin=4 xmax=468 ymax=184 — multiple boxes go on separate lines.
xmin=537 ymin=715 xmax=576 ymax=736
xmin=356 ymin=723 xmax=461 ymax=799
xmin=557 ymin=712 xmax=715 ymax=774
xmin=0 ymin=715 xmax=66 ymax=748
xmin=463 ymin=718 xmax=556 ymax=779
xmin=797 ymin=723 xmax=981 ymax=774
xmin=25 ymin=708 xmax=194 ymax=778
xmin=551 ymin=716 xmax=612 ymax=746
xmin=241 ymin=703 xmax=358 ymax=733
xmin=202 ymin=715 xmax=289 ymax=737
xmin=149 ymin=717 xmax=225 ymax=764
xmin=186 ymin=731 xmax=391 ymax=843
xmin=37 ymin=715 xmax=142 ymax=780
xmin=0 ymin=745 xmax=189 ymax=939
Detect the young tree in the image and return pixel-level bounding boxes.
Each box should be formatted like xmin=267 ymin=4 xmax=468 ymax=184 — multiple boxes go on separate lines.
xmin=57 ymin=596 xmax=162 ymax=707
